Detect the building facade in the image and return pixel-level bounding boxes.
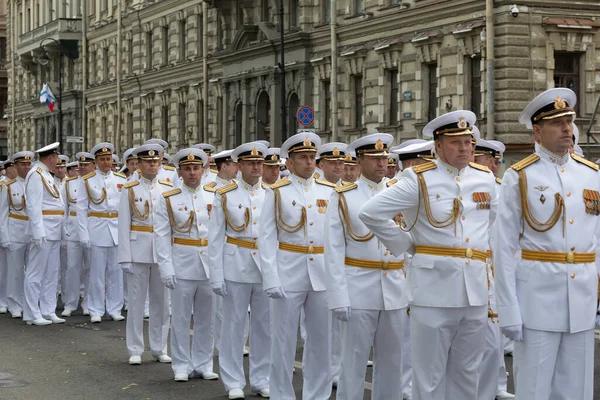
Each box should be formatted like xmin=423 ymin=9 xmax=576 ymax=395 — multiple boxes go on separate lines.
xmin=0 ymin=0 xmax=8 ymax=159
xmin=6 ymin=0 xmax=600 ymax=163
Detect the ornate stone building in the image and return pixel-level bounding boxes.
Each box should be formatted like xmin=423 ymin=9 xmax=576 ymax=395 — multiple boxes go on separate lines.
xmin=6 ymin=0 xmax=600 ymax=162
xmin=0 ymin=0 xmax=8 ymax=159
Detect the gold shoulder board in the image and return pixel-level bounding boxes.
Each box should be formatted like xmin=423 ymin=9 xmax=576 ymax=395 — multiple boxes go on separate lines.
xmin=66 ymin=176 xmax=78 ymax=182
xmin=36 ymin=167 xmax=43 ymax=174
xmin=261 ymin=182 xmax=270 ymax=190
xmin=495 ymin=177 xmax=503 ymax=185
xmin=469 ymin=162 xmax=491 ymax=173
xmin=203 ymin=181 xmax=217 ymax=193
xmin=124 ymin=180 xmax=139 ymax=189
xmin=5 ymin=178 xmax=16 ymax=186
xmin=83 ymin=171 xmax=96 ymax=180
xmin=210 ymin=169 xmax=218 ymax=174
xmin=217 ymin=182 xmax=238 ymax=195
xmin=114 ymin=172 xmax=126 ymax=179
xmin=136 ymin=168 xmax=141 ymax=174
xmin=163 ymin=165 xmax=176 ymax=171
xmin=270 ymin=177 xmax=291 ymax=190
xmin=412 ymin=161 xmax=437 ymax=174
xmin=158 ymin=179 xmax=174 ymax=187
xmin=162 ymin=188 xmax=182 ymax=198
xmin=313 ymin=172 xmax=321 ymax=179
xmin=571 ymin=154 xmax=599 ymax=171
xmin=335 ymin=182 xmax=358 ymax=193
xmin=511 ymin=154 xmax=540 ymax=172
xmin=316 ymin=178 xmax=336 ymax=188
xmin=387 ymin=178 xmax=398 ymax=187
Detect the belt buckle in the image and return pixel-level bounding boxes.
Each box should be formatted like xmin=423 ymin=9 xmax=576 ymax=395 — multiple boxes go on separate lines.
xmin=566 ymin=252 xmax=575 ymax=264
xmin=382 ymin=261 xmax=389 ymax=270
xmin=253 ymin=242 xmax=259 ymax=249
xmin=108 ymin=212 xmax=113 ymax=218
xmin=307 ymin=245 xmax=314 ymax=254
xmin=465 ymin=248 xmax=474 ymax=259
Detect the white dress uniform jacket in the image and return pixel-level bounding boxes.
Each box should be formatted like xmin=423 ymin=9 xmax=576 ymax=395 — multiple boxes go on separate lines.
xmin=0 ymin=177 xmax=30 ymax=245
xmin=26 ymin=162 xmax=65 ymax=241
xmin=62 ymin=177 xmax=80 ymax=242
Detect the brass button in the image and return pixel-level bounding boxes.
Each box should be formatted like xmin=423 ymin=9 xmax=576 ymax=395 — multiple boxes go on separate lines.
xmin=571 ymin=273 xmax=576 ymax=279
xmin=200 ymin=250 xmax=203 ymax=254
xmin=309 ymin=222 xmax=313 ymax=226
xmin=252 ymin=252 xmax=257 ymax=256
xmin=571 ymin=246 xmax=575 ymax=251
xmin=304 ymin=188 xmax=308 ymax=192
xmin=250 ymin=193 xmax=254 ymax=197
xmin=309 ymin=257 xmax=314 ymax=261
xmin=569 ymin=218 xmax=574 ymax=224
xmin=456 ymin=177 xmax=460 ymax=182
xmin=461 ymin=216 xmax=466 ymax=221
xmin=566 ymin=192 xmax=571 ymax=197
xmin=459 ymin=196 xmax=463 ymax=200
xmin=308 ymin=204 xmax=312 ymax=208
xmin=465 ymin=238 xmax=470 ymax=243
xmin=466 ymin=260 xmax=471 ymax=265
xmin=253 ymin=242 xmax=258 ymax=249
xmin=560 ymin=168 xmax=564 ymax=173
xmin=384 ymin=251 xmax=389 ymax=256
xmin=253 ymin=206 xmax=256 ymax=210
xmin=194 ymin=195 xmax=197 ymax=199
xmin=253 ymin=237 xmax=257 ymax=241
xmin=253 ymin=221 xmax=257 ymax=225
xmin=310 ymin=240 xmax=314 ymax=244
xmin=196 ymin=209 xmax=200 ymax=212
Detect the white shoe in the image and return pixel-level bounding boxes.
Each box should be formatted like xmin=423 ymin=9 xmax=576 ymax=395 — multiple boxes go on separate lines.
xmin=11 ymin=311 xmax=22 ymax=319
xmin=61 ymin=309 xmax=72 ymax=317
xmin=128 ymin=355 xmax=142 ymax=365
xmin=228 ymin=388 xmax=245 ymax=399
xmin=200 ymin=371 xmax=219 ymax=380
xmin=496 ymin=391 xmax=515 ymax=399
xmin=0 ymin=307 xmax=7 ymax=314
xmin=174 ymin=373 xmax=189 ymax=382
xmin=27 ymin=318 xmax=52 ymax=326
xmin=155 ymin=354 xmax=172 ymax=363
xmin=110 ymin=314 xmax=125 ymax=321
xmin=44 ymin=314 xmax=66 ymax=324
xmin=90 ymin=316 xmax=102 ymax=323
xmin=243 ymin=347 xmax=249 ymax=356
xmin=367 ymin=360 xmax=373 ymax=367
xmin=253 ymin=388 xmax=270 ymax=398
xmin=82 ymin=308 xmax=90 ymax=316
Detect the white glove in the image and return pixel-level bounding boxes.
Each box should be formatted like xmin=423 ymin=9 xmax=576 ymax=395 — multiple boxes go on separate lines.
xmin=332 ymin=306 xmax=352 ymax=322
xmin=501 ymin=324 xmax=523 ymax=342
xmin=81 ymin=240 xmax=91 ymax=249
xmin=211 ymin=281 xmax=228 ymax=297
xmin=121 ymin=263 xmax=134 ymax=274
xmin=595 ymin=314 xmax=600 ymax=329
xmin=31 ymin=237 xmax=46 ymax=250
xmin=265 ymin=286 xmax=287 ymax=299
xmin=162 ymin=275 xmax=177 ymax=290
xmin=1 ymin=242 xmax=11 ymax=251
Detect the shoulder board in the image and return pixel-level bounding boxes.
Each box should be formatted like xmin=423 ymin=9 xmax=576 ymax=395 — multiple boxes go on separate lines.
xmin=469 ymin=162 xmax=491 ymax=173
xmin=571 ymin=154 xmax=599 ymax=171
xmin=136 ymin=169 xmax=141 ymax=174
xmin=36 ymin=167 xmax=43 ymax=174
xmin=203 ymin=181 xmax=217 ymax=193
xmin=163 ymin=165 xmax=176 ymax=171
xmin=315 ymin=179 xmax=336 ymax=188
xmin=124 ymin=180 xmax=139 ymax=189
xmin=313 ymin=172 xmax=321 ymax=179
xmin=412 ymin=162 xmax=437 ymax=174
xmin=335 ymin=182 xmax=358 ymax=193
xmin=386 ymin=178 xmax=398 ymax=187
xmin=210 ymin=169 xmax=218 ymax=174
xmin=5 ymin=178 xmax=16 ymax=186
xmin=83 ymin=171 xmax=96 ymax=180
xmin=341 ymin=181 xmax=352 ymax=186
xmin=495 ymin=177 xmax=502 ymax=185
xmin=261 ymin=182 xmax=270 ymax=190
xmin=162 ymin=188 xmax=182 ymax=198
xmin=270 ymin=177 xmax=291 ymax=190
xmin=217 ymin=182 xmax=238 ymax=195
xmin=158 ymin=179 xmax=173 ymax=187
xmin=66 ymin=176 xmax=78 ymax=182
xmin=511 ymin=154 xmax=540 ymax=172
xmin=114 ymin=172 xmax=126 ymax=179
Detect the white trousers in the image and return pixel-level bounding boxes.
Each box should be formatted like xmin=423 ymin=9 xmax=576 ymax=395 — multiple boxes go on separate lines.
xmin=63 ymin=241 xmax=84 ymax=311
xmin=400 ymin=309 xmax=412 ymax=399
xmin=270 ymin=290 xmax=332 ymax=400
xmin=171 ymin=279 xmax=214 ymax=376
xmin=476 ymin=318 xmax=502 ymax=400
xmin=126 ymin=263 xmax=170 ymax=356
xmin=6 ymin=243 xmax=28 ymax=314
xmin=331 ymin=316 xmax=342 ymax=383
xmin=0 ymin=248 xmax=7 ymax=309
xmin=88 ymin=245 xmax=123 ymax=317
xmin=220 ymin=280 xmax=270 ymax=392
xmin=514 ymin=328 xmax=594 ymax=400
xmin=337 ymin=308 xmax=405 ymax=400
xmin=410 ymin=305 xmax=487 ymax=400
xmin=24 ymin=240 xmax=61 ymax=321
xmin=59 ymin=243 xmax=67 ymax=297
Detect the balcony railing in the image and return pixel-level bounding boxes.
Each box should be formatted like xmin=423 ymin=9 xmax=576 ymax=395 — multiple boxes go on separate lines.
xmin=17 ymin=18 xmax=82 ymax=55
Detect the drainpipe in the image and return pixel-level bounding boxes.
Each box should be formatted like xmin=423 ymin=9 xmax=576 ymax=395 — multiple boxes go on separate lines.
xmin=330 ymin=0 xmax=338 ymax=141
xmin=10 ymin=0 xmax=15 ymax=153
xmin=81 ymin=0 xmax=87 ymax=146
xmin=202 ymin=0 xmax=208 ymax=144
xmin=485 ymin=0 xmax=494 ymax=140
xmin=116 ymin=0 xmax=122 ymax=154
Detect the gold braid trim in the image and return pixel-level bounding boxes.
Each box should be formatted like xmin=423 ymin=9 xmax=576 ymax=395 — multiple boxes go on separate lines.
xmin=518 ymin=169 xmax=565 ymax=234
xmin=338 ymin=192 xmax=374 ymax=242
xmin=221 ymin=193 xmax=250 ymax=233
xmin=127 ymin=186 xmax=150 ymax=221
xmin=36 ymin=170 xmax=60 ymax=199
xmin=65 ymin=180 xmax=77 ymax=204
xmin=165 ymin=197 xmax=194 ymax=234
xmin=417 ymin=173 xmax=460 ymax=232
xmin=274 ymin=188 xmax=306 ymax=234
xmin=85 ymin=179 xmax=107 ymax=205
xmin=7 ymin=184 xmax=25 ymax=211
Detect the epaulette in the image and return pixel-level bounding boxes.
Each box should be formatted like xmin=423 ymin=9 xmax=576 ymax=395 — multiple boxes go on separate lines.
xmin=387 ymin=178 xmax=398 ymax=187
xmin=210 ymin=169 xmax=218 ymax=174
xmin=163 ymin=165 xmax=176 ymax=171
xmin=313 ymin=172 xmax=321 ymax=179
xmin=341 ymin=181 xmax=353 ymax=186
xmin=124 ymin=180 xmax=139 ymax=189
xmin=270 ymin=177 xmax=291 ymax=190
xmin=136 ymin=169 xmax=141 ymax=174
xmin=5 ymin=178 xmax=16 ymax=186
xmin=114 ymin=172 xmax=126 ymax=179
xmin=495 ymin=177 xmax=502 ymax=185
xmin=571 ymin=154 xmax=599 ymax=171
xmin=335 ymin=182 xmax=358 ymax=193
xmin=511 ymin=154 xmax=540 ymax=172
xmin=217 ymin=182 xmax=238 ymax=195
xmin=66 ymin=176 xmax=78 ymax=182
xmin=261 ymin=182 xmax=270 ymax=190
xmin=162 ymin=188 xmax=182 ymax=198
xmin=316 ymin=178 xmax=336 ymax=188
xmin=158 ymin=179 xmax=173 ymax=187
xmin=203 ymin=181 xmax=217 ymax=193
xmin=83 ymin=171 xmax=96 ymax=180
xmin=36 ymin=167 xmax=43 ymax=174
xmin=412 ymin=161 xmax=437 ymax=174
xmin=469 ymin=162 xmax=491 ymax=173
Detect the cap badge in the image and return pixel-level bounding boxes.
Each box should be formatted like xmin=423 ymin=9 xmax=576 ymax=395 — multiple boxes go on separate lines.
xmin=24 ymin=155 xmax=30 ymax=160
xmin=375 ymin=139 xmax=384 ymax=150
xmin=251 ymin=147 xmax=259 ymax=156
xmin=102 ymin=147 xmax=108 ymax=153
xmin=388 ymin=158 xmax=394 ymax=164
xmin=554 ymin=96 xmax=566 ymax=110
xmin=344 ymin=154 xmax=353 ymax=161
xmin=303 ymin=137 xmax=312 ymax=147
xmin=332 ymin=147 xmax=340 ymax=157
xmin=187 ymin=152 xmax=195 ymax=161
xmin=149 ymin=150 xmax=156 ymax=156
xmin=271 ymin=154 xmax=278 ymax=161
xmin=457 ymin=117 xmax=468 ymax=129
xmin=80 ymin=156 xmax=85 ymax=161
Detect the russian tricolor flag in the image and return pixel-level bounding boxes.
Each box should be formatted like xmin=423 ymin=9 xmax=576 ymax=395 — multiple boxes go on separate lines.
xmin=39 ymin=83 xmax=56 ymax=112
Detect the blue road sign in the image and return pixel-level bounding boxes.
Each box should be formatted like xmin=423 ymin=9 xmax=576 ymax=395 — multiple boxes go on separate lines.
xmin=297 ymin=106 xmax=314 ymax=127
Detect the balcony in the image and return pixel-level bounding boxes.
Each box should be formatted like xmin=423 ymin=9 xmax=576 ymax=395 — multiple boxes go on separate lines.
xmin=17 ymin=18 xmax=81 ymax=58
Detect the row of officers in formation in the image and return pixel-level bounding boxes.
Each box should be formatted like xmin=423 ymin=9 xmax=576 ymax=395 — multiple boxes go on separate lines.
xmin=0 ymin=87 xmax=597 ymax=400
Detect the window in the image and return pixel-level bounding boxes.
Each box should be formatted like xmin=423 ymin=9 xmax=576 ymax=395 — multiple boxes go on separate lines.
xmin=0 ymin=38 xmax=6 ymax=63
xmin=146 ymin=31 xmax=153 ymax=70
xmin=389 ymin=69 xmax=399 ymax=125
xmin=196 ymin=99 xmax=203 ymax=142
xmin=323 ymin=1 xmax=331 ymax=23
xmin=0 ymin=87 xmax=7 ymax=116
xmin=90 ymin=51 xmax=96 ymax=84
xmin=197 ymin=15 xmax=203 ymax=57
xmin=427 ymin=63 xmax=437 ymax=121
xmin=35 ymin=3 xmax=39 ymax=27
xmin=102 ymin=0 xmax=108 ymax=11
xmin=127 ymin=113 xmax=133 ymax=149
xmin=470 ymin=56 xmax=482 ymax=118
xmin=101 ymin=116 xmax=107 ymax=142
xmin=261 ymin=0 xmax=269 ymax=21
xmin=290 ymin=0 xmax=300 ymax=28
xmin=355 ymin=0 xmax=363 ymax=14
xmin=216 ymin=97 xmax=224 ymax=142
xmin=162 ymin=105 xmax=169 ymax=141
xmin=19 ymin=12 xmax=22 ymax=35
xmin=128 ymin=38 xmax=133 ymax=75
xmin=103 ymin=47 xmax=109 ymax=81
xmin=554 ymin=52 xmax=580 ymax=113
xmin=216 ymin=11 xmax=223 ymax=51
xmin=353 ymin=75 xmax=363 ymax=128
xmin=236 ymin=1 xmax=244 ymax=28
xmin=162 ymin=26 xmax=169 ymax=66
xmin=26 ymin=7 xmax=31 ymax=32
xmin=323 ymin=80 xmax=331 ymax=130
xmin=179 ymin=20 xmax=187 ymax=61
xmin=179 ymin=102 xmax=187 ymax=146
xmin=234 ymin=102 xmax=242 ymax=146
xmin=146 ymin=108 xmax=153 ymax=138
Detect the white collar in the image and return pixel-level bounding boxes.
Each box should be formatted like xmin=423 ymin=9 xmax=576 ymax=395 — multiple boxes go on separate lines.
xmin=184 ymin=183 xmax=201 ymax=194
xmin=290 ymin=173 xmax=314 ymax=187
xmin=436 ymin=158 xmax=465 ymax=176
xmin=140 ymin=176 xmax=158 ymax=185
xmin=536 ymin=144 xmax=570 ymax=166
xmin=359 ymin=175 xmax=385 ymax=191
xmin=240 ymin=178 xmax=262 ymax=192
